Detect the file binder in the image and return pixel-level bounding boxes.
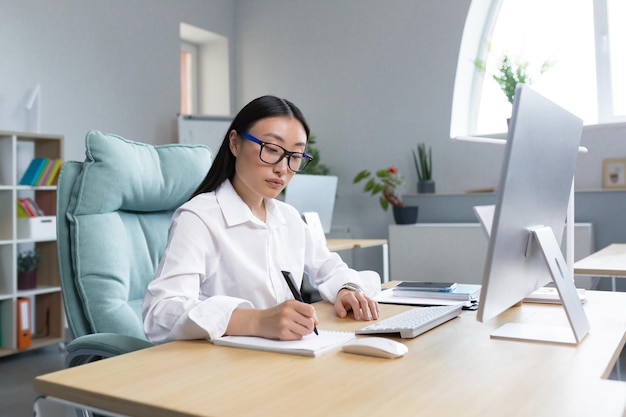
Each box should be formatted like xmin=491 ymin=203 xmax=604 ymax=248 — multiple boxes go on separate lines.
xmin=17 ymin=297 xmax=32 ymax=349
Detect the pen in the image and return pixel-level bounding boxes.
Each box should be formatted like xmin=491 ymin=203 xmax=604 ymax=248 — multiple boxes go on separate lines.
xmin=281 ymin=270 xmax=319 ymax=335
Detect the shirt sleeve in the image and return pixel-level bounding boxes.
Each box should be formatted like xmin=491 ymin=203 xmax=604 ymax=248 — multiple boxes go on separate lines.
xmin=301 ymin=222 xmax=381 ymax=303
xmin=142 ymin=209 xmax=252 ymax=343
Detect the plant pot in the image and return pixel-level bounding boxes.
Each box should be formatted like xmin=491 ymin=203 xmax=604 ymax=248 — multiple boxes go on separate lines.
xmin=392 ymin=206 xmax=418 ymax=225
xmin=18 ymin=270 xmax=37 ymax=290
xmin=417 ymin=180 xmax=435 ymax=194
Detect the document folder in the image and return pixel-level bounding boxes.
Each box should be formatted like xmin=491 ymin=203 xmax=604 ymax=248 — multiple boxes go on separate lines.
xmin=17 ymin=297 xmax=32 ymax=349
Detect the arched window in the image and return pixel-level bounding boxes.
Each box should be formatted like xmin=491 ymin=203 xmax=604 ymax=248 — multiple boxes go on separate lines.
xmin=451 ymin=0 xmax=625 ymax=137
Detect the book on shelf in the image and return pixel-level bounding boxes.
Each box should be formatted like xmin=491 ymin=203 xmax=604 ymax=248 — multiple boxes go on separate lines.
xmin=36 ymin=159 xmax=55 ymax=185
xmin=17 ymin=197 xmax=45 ymax=217
xmin=19 ymin=158 xmax=48 ymax=186
xmin=45 ymin=158 xmax=63 ymax=185
xmin=212 ymin=330 xmax=355 ymax=357
xmin=19 ymin=158 xmax=63 ymax=186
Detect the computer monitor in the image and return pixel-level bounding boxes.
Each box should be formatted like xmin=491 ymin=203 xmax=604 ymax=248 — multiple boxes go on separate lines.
xmin=284 ymin=174 xmax=338 ymax=234
xmin=475 ymin=85 xmax=590 ymax=344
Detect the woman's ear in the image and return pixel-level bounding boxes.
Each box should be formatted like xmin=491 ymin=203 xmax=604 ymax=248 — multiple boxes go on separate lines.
xmin=228 ymin=130 xmax=239 ymax=156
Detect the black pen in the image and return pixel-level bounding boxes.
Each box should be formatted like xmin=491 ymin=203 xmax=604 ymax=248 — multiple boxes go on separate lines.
xmin=281 ymin=270 xmax=319 ymax=335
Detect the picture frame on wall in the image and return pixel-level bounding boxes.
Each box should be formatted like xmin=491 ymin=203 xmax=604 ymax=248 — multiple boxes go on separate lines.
xmin=602 ymin=158 xmax=626 ymax=189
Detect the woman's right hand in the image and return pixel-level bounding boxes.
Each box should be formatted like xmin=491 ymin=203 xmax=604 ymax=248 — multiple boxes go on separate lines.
xmin=227 ymin=300 xmax=319 ymax=340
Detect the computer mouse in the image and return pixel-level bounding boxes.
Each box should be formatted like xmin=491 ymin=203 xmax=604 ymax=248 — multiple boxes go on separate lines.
xmin=342 ymin=337 xmax=408 ymax=359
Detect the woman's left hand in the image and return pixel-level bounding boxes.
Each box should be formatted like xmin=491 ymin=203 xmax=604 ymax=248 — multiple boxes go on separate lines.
xmin=334 ymin=289 xmax=380 ymax=321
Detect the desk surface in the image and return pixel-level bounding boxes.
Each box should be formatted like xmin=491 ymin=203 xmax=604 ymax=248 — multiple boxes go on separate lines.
xmin=326 ymin=238 xmax=387 ymax=252
xmin=574 ymin=243 xmax=626 ymax=277
xmin=35 ymin=289 xmax=626 ymax=417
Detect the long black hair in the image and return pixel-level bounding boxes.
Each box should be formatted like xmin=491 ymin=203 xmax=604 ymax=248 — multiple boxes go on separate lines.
xmin=190 ymin=95 xmax=310 ymax=199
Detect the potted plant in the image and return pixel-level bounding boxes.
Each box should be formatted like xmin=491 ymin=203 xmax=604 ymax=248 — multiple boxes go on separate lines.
xmin=303 ymin=134 xmax=330 ymax=175
xmin=353 ymin=167 xmax=418 ymax=224
xmin=475 ymin=54 xmax=553 ymax=104
xmin=17 ymin=250 xmax=40 ymax=290
xmin=413 ymin=143 xmax=434 ymax=193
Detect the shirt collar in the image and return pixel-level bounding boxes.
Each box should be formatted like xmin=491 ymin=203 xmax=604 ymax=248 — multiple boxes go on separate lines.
xmin=216 ymin=180 xmax=287 ymax=228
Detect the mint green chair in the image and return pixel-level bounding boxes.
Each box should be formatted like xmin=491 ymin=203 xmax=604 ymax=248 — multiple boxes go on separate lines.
xmin=57 ymin=131 xmax=212 ymax=367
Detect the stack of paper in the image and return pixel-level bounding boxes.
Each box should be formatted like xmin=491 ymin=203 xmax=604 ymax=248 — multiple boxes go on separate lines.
xmin=391 ymin=283 xmax=481 ymax=301
xmin=375 ymin=283 xmax=481 ymax=308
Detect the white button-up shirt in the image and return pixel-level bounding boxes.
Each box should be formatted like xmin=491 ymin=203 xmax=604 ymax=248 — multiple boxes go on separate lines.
xmin=142 ymin=180 xmax=380 ymax=343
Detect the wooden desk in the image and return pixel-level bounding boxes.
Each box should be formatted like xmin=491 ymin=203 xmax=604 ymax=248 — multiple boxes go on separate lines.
xmin=575 ymin=243 xmax=626 ymax=291
xmin=35 ymin=289 xmax=626 ymax=417
xmin=326 ymin=238 xmax=388 ymax=282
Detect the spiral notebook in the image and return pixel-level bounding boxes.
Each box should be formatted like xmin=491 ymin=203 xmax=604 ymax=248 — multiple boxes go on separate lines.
xmin=213 ymin=330 xmax=355 ymax=357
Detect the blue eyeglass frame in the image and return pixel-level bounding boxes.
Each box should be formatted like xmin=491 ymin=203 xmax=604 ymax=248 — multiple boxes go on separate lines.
xmin=240 ymin=131 xmax=313 ymax=171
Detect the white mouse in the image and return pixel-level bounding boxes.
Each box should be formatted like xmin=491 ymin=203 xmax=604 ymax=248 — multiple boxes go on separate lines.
xmin=342 ymin=337 xmax=408 ymax=359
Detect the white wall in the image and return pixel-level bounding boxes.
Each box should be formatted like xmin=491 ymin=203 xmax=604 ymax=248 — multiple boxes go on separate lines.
xmin=2 ymin=0 xmax=625 ymax=276
xmin=234 ymin=0 xmax=626 ymax=198
xmin=234 ymin=0 xmax=485 ymax=238
xmin=234 ymin=0 xmax=626 ymax=274
xmin=0 ymin=0 xmax=235 ymax=162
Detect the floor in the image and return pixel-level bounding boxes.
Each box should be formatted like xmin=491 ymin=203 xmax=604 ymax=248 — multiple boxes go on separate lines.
xmin=1 ymin=318 xmax=626 ymax=417
xmin=0 ymin=344 xmax=73 ymax=417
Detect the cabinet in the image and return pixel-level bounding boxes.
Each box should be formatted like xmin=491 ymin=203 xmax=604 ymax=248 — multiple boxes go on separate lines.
xmin=0 ymin=130 xmax=64 ymax=358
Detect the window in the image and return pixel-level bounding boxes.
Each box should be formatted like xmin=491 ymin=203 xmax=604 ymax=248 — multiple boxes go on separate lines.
xmin=180 ymin=42 xmax=198 ymax=114
xmin=180 ymin=23 xmax=230 ymax=116
xmin=451 ymin=0 xmax=626 ymax=137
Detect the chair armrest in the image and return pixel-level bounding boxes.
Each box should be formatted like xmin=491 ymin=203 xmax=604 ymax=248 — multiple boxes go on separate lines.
xmin=65 ymin=333 xmax=154 ymax=367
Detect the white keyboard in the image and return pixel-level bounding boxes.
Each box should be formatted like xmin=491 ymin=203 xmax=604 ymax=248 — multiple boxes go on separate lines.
xmin=356 ymin=304 xmax=463 ymax=339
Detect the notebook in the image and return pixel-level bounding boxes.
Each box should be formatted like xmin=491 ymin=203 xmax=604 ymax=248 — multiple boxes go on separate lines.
xmin=375 ymin=288 xmax=478 ymax=309
xmin=212 ymin=330 xmax=355 ymax=357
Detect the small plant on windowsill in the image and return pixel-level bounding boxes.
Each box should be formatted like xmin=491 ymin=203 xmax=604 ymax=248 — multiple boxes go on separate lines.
xmin=474 ymin=54 xmax=553 ymax=104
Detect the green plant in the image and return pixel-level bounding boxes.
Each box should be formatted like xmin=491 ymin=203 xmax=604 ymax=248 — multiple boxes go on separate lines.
xmin=353 ymin=166 xmax=405 ymax=211
xmin=412 ymin=143 xmax=432 ymax=181
xmin=475 ymin=54 xmax=552 ymax=104
xmin=303 ymin=134 xmax=330 ymax=175
xmin=17 ymin=250 xmax=40 ymax=273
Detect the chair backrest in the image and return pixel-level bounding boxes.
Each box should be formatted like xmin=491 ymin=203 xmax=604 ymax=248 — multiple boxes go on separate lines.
xmin=57 ymin=131 xmax=212 ymax=340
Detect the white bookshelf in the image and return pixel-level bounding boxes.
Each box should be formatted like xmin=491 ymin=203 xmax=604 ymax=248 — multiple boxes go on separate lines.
xmin=0 ymin=130 xmax=64 ymax=358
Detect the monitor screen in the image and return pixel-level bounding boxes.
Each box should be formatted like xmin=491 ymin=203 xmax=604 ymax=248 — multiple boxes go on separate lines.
xmin=284 ymin=174 xmax=338 ymax=234
xmin=476 ymin=85 xmax=588 ymax=343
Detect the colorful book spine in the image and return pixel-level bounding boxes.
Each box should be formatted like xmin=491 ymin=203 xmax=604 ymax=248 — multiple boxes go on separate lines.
xmin=19 ymin=158 xmax=48 ymax=186
xmin=24 ymin=197 xmax=44 ymax=216
xmin=36 ymin=159 xmax=55 ymax=186
xmin=45 ymin=158 xmax=63 ymax=185
xmin=16 ymin=198 xmax=44 ymax=217
xmin=17 ymin=198 xmax=36 ymax=217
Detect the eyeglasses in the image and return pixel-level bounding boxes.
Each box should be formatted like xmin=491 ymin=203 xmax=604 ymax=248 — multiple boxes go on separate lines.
xmin=240 ymin=132 xmax=313 ymax=172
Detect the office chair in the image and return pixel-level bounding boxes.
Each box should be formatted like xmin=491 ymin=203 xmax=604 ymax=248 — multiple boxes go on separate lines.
xmin=56 ymin=130 xmax=212 ymax=369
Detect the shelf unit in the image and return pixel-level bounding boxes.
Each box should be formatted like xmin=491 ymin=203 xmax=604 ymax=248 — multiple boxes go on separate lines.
xmin=0 ymin=130 xmax=64 ymax=358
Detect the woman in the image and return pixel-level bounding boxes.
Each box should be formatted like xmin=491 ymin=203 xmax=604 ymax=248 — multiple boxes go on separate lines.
xmin=143 ymin=95 xmax=380 ymax=344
